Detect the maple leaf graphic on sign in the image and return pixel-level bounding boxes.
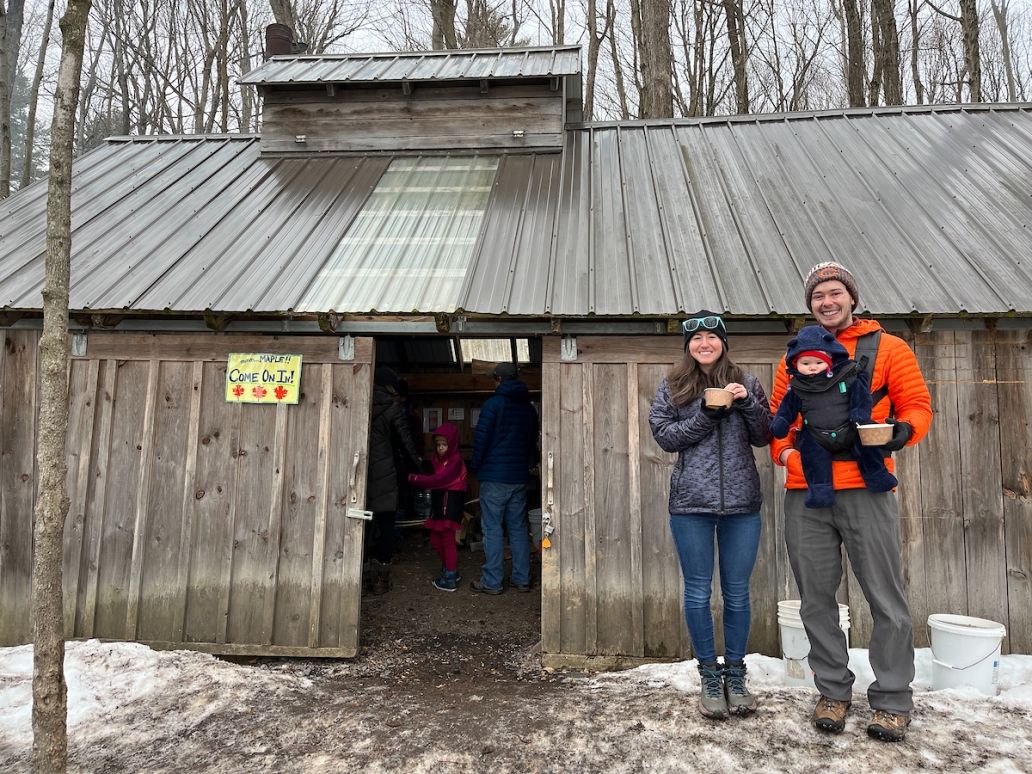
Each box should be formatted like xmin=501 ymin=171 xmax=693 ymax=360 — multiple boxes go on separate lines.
xmin=274 ymin=385 xmax=288 ymax=401
xmin=232 ymin=385 xmax=244 ymax=398
xmin=252 ymin=385 xmax=267 ymax=400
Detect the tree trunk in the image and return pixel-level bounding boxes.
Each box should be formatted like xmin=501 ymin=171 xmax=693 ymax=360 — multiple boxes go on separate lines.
xmin=990 ymin=0 xmax=1015 ymax=101
xmin=722 ymin=0 xmax=748 ymax=113
xmin=959 ymin=0 xmax=981 ymax=101
xmin=269 ymin=0 xmax=294 ymax=31
xmin=585 ymin=0 xmax=601 ymax=120
xmin=842 ymin=0 xmax=866 ymax=107
xmin=874 ymin=0 xmax=903 ymax=104
xmin=20 ymin=0 xmax=55 ymax=188
xmin=430 ymin=0 xmax=457 ymax=49
xmin=639 ymin=0 xmax=674 ymax=117
xmin=909 ymin=0 xmax=924 ymax=104
xmin=33 ymin=0 xmax=93 ymax=771
xmin=1 ymin=5 xmax=9 ymax=197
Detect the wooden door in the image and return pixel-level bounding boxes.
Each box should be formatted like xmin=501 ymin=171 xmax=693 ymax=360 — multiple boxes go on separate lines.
xmin=1 ymin=332 xmax=374 ymax=657
xmin=539 ymin=335 xmax=788 ymax=664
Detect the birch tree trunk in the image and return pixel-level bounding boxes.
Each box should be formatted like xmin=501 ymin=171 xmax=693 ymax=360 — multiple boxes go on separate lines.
xmin=32 ymin=0 xmax=93 ymax=771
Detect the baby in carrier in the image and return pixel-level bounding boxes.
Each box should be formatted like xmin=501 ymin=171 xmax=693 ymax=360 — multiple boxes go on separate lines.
xmin=771 ymin=326 xmax=897 ymax=509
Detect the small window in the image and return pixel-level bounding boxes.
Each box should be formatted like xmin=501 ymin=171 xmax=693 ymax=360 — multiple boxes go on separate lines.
xmin=459 ymin=338 xmax=531 ymax=364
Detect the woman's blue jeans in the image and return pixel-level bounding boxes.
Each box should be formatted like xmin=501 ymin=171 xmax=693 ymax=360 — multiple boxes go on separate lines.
xmin=669 ymin=512 xmax=762 ymax=664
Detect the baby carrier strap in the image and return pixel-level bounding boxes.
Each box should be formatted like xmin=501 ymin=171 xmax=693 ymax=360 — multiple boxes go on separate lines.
xmin=854 ymin=330 xmax=890 ymax=410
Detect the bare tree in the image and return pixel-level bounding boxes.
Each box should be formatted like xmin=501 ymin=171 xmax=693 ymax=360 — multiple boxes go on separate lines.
xmin=269 ymin=0 xmax=294 ymax=29
xmin=959 ymin=0 xmax=981 ymax=100
xmin=34 ymin=0 xmax=94 ymax=770
xmin=430 ymin=0 xmax=458 ymax=48
xmin=638 ymin=0 xmax=674 ymax=116
xmin=20 ymin=0 xmax=55 ymax=188
xmin=723 ymin=0 xmax=749 ymax=112
xmin=990 ymin=0 xmax=1015 ymax=100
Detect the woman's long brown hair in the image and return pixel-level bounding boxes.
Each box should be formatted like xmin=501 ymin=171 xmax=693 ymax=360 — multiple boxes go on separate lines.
xmin=667 ymin=341 xmax=745 ymax=407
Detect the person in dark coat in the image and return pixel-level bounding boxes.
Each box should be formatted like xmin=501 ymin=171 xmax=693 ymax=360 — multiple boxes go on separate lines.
xmin=648 ymin=310 xmax=772 ymax=721
xmin=366 ymin=366 xmax=420 ymax=594
xmin=469 ymin=362 xmax=537 ymax=595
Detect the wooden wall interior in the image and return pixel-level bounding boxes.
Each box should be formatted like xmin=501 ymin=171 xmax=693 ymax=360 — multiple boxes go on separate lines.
xmin=0 ymin=331 xmax=376 ymax=657
xmin=540 ymin=329 xmax=1032 ymax=662
xmin=260 ymin=83 xmax=565 ymax=153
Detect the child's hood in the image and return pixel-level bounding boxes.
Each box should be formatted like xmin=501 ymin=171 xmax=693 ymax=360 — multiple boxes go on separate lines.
xmin=433 ymin=423 xmax=462 ymax=461
xmin=785 ymin=326 xmax=850 ymax=375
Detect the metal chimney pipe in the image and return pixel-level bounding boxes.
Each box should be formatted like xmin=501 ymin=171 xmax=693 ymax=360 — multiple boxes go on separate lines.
xmin=265 ymin=24 xmax=293 ymax=59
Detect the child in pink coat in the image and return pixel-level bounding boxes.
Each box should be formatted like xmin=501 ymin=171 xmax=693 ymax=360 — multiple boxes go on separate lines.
xmin=407 ymin=423 xmax=468 ymax=592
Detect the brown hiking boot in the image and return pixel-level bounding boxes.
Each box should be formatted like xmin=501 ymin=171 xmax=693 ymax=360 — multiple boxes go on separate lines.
xmin=867 ymin=710 xmax=911 ymax=742
xmin=811 ymin=696 xmax=850 ymax=733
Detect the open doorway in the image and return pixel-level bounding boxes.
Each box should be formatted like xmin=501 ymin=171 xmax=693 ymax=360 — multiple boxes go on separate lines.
xmin=357 ymin=335 xmax=544 ymax=676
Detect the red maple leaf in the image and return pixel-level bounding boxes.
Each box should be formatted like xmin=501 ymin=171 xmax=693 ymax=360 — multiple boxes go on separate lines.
xmin=252 ymin=385 xmax=267 ymax=399
xmin=274 ymin=385 xmax=288 ymax=401
xmin=232 ymin=385 xmax=244 ymax=398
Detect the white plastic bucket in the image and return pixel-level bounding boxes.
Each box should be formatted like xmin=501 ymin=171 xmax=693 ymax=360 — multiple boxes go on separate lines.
xmin=927 ymin=614 xmax=1006 ymax=696
xmin=528 ymin=509 xmax=543 ymax=551
xmin=778 ymin=600 xmax=851 ymax=688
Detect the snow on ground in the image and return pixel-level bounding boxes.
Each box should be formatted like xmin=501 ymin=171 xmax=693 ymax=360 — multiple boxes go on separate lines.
xmin=1 ymin=640 xmax=1031 ymax=773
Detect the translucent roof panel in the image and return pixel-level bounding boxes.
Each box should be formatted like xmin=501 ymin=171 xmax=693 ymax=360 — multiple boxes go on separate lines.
xmin=298 ymin=156 xmax=499 ymax=313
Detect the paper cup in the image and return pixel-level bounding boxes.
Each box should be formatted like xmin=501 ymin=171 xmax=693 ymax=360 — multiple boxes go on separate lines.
xmin=857 ymin=423 xmax=893 ymax=446
xmin=704 ymin=388 xmax=734 ymax=408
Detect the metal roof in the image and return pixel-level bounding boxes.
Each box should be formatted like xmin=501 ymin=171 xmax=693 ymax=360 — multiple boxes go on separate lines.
xmin=238 ymin=46 xmax=582 ymax=86
xmin=1 ymin=104 xmax=1031 ymax=318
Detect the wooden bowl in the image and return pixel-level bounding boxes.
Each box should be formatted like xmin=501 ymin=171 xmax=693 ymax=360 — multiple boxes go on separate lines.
xmin=857 ymin=423 xmax=893 ymax=446
xmin=703 ymin=388 xmax=735 ymax=408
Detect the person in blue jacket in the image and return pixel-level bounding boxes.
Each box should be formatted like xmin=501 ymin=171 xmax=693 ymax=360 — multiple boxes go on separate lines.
xmin=469 ymin=362 xmax=538 ymax=595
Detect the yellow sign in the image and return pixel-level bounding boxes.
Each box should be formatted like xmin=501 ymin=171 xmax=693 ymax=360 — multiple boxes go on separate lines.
xmin=225 ymin=353 xmax=302 ymax=404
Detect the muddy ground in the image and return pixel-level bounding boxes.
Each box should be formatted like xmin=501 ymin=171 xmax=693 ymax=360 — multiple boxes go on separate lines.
xmin=4 ymin=533 xmax=1031 ymax=773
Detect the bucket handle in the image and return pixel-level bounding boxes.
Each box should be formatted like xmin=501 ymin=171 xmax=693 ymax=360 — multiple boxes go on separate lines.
xmin=927 ymin=624 xmax=1001 ymax=672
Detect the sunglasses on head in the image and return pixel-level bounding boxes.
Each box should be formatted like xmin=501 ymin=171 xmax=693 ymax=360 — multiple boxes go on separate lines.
xmin=682 ymin=316 xmax=725 ymax=333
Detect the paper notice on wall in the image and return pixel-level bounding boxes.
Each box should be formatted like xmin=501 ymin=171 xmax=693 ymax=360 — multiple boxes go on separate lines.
xmin=448 ymin=408 xmax=465 ymax=421
xmin=225 ymin=353 xmax=302 ymax=403
xmin=471 ymin=408 xmax=481 ymax=427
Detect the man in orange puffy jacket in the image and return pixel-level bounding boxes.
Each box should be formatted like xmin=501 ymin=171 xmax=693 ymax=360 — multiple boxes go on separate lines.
xmin=770 ymin=262 xmax=932 ymax=743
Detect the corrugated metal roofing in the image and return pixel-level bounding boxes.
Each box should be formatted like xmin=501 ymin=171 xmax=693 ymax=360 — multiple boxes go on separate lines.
xmin=238 ymin=46 xmax=582 ymax=85
xmin=1 ymin=104 xmax=1031 ymax=317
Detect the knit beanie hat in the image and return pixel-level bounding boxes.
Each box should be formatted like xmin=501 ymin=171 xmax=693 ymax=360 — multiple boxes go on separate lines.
xmin=804 ymin=262 xmax=859 ymax=310
xmin=791 ymin=350 xmax=833 ymax=371
xmin=373 ymin=366 xmax=400 ymax=389
xmin=682 ymin=310 xmax=729 ymax=352
xmin=785 ymin=326 xmax=849 ymax=373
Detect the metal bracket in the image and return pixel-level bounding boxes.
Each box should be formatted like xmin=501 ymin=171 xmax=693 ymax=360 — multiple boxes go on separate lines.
xmin=560 ymin=336 xmax=577 ymax=361
xmin=452 ymin=315 xmax=467 ymax=333
xmin=71 ymin=333 xmax=87 ymax=358
xmin=348 ymin=451 xmax=361 ymax=504
xmin=338 ymin=335 xmax=355 ymax=361
xmin=346 ymin=508 xmax=372 ymax=521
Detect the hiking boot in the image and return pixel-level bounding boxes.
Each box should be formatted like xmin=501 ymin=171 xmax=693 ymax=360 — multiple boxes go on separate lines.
xmin=433 ymin=570 xmax=458 ymax=592
xmin=723 ymin=661 xmax=757 ymax=716
xmin=469 ymin=579 xmax=503 ymax=595
xmin=505 ymin=578 xmax=532 ymax=593
xmin=867 ymin=710 xmax=911 ymax=742
xmin=370 ymin=561 xmax=392 ymax=595
xmin=811 ymin=696 xmax=850 ymax=733
xmin=698 ymin=662 xmax=729 ymax=720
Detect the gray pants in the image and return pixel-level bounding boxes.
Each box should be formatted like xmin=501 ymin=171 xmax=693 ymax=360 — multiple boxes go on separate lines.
xmin=784 ymin=488 xmax=914 ymax=714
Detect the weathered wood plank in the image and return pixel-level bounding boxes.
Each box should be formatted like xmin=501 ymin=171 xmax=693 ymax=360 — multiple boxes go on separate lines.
xmin=593 ymin=363 xmax=634 ymax=656
xmin=308 ymin=366 xmax=335 ymax=649
xmin=125 ymin=360 xmax=162 ymax=639
xmin=130 ymin=639 xmax=357 ymax=658
xmin=263 ymin=83 xmax=562 ymax=105
xmin=626 ymin=364 xmax=645 ymax=657
xmin=582 ymin=365 xmax=599 ymax=654
xmin=63 ymin=359 xmax=99 ymax=637
xmin=171 ymin=361 xmax=204 ymax=642
xmin=955 ymin=330 xmax=1009 ymax=636
xmin=997 ymin=329 xmax=1032 ymax=653
xmin=915 ymin=331 xmax=968 ymax=617
xmin=543 ymin=335 xmax=785 ymax=364
xmin=637 ymin=363 xmax=684 ymax=659
xmin=540 ymin=362 xmax=562 ymax=655
xmin=80 ymin=360 xmax=118 ymax=638
xmin=263 ymin=95 xmax=563 ymax=126
xmin=337 ymin=359 xmax=374 ymax=653
xmin=745 ymin=362 xmax=780 ymax=658
xmin=0 ymin=330 xmax=38 ymax=644
xmin=260 ymin=404 xmax=290 ymax=645
xmin=94 ymin=360 xmax=151 ymax=639
xmin=271 ymin=366 xmax=321 ymax=647
xmin=80 ymin=334 xmax=370 ymax=364
xmin=558 ymin=362 xmax=586 ymax=654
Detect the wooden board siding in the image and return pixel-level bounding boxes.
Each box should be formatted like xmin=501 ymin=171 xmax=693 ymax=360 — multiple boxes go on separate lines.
xmin=540 ymin=333 xmax=1032 ymax=663
xmin=260 ymin=84 xmax=564 ymax=154
xmin=0 ymin=333 xmax=374 ymax=657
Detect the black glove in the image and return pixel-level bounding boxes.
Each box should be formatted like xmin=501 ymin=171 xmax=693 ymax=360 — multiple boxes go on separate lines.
xmin=701 ymin=404 xmax=731 ymax=421
xmin=880 ymin=419 xmax=912 ymax=452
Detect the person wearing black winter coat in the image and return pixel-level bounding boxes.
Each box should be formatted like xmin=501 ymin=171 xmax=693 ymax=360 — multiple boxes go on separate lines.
xmin=366 ymin=367 xmax=420 ymax=594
